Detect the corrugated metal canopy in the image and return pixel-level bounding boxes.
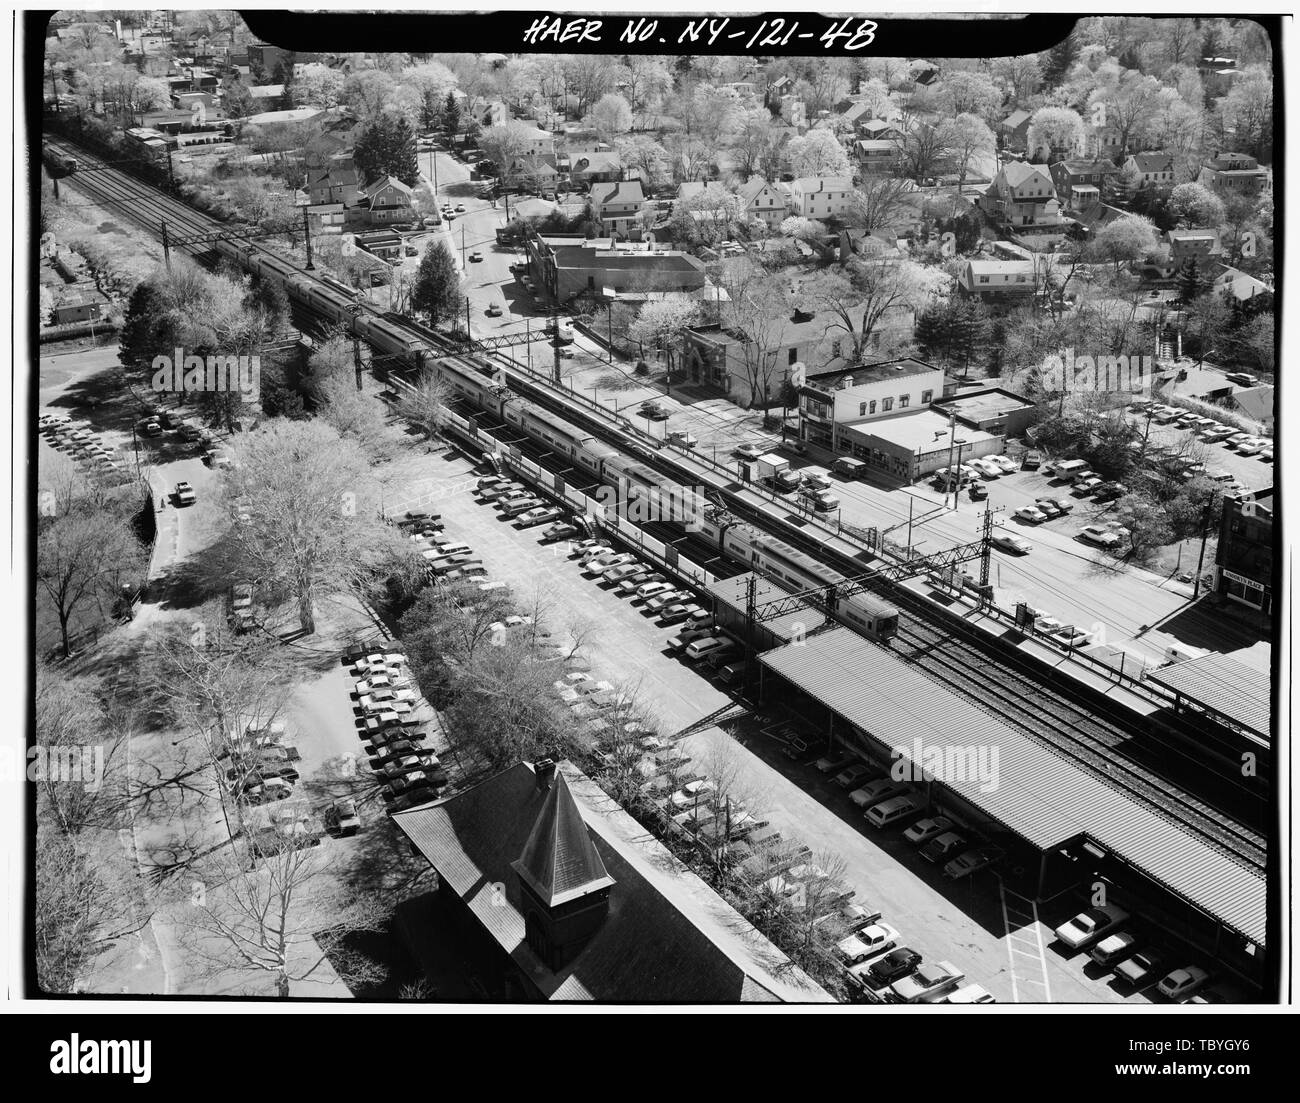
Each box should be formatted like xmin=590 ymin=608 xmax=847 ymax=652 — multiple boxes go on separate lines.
xmin=1146 ymin=654 xmax=1271 ymax=739
xmin=760 ymin=628 xmax=1266 ymax=946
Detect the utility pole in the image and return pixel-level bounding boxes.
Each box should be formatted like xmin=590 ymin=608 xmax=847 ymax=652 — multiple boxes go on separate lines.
xmin=302 ymin=204 xmax=314 ymax=269
xmin=979 ymin=508 xmax=998 ymax=589
xmin=464 ymin=296 xmax=471 ymax=340
xmin=161 ymin=219 xmax=171 ymax=269
xmin=352 ymin=334 xmax=363 ymax=391
xmin=165 ymin=147 xmax=175 ymax=190
xmin=461 ymin=223 xmax=466 ymax=267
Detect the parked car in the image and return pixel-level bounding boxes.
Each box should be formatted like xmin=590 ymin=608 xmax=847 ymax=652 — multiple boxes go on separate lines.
xmin=1114 ymin=947 xmax=1167 ymax=988
xmin=1073 ymin=475 xmax=1105 ymax=496
xmin=890 ymin=961 xmax=964 ymax=1003
xmin=659 ymin=603 xmax=707 ymax=626
xmin=468 ymin=251 xmax=483 ymax=262
xmin=634 ymin=581 xmax=675 ymax=602
xmin=540 ymin=521 xmax=579 ymax=542
xmin=945 ymin=983 xmax=997 ymax=1004
xmin=967 ymin=481 xmax=987 ymax=501
xmin=991 ymin=533 xmax=1033 ymax=555
xmin=486 ymin=302 xmax=503 ymax=317
xmin=734 ymin=444 xmax=765 ymax=461
xmin=1090 ymin=930 xmax=1141 ymax=969
xmin=989 ymin=455 xmax=1018 ymax=475
xmin=864 ymin=793 xmax=924 ymax=829
xmin=924 ymin=835 xmax=975 ymax=867
xmin=1014 ymin=506 xmax=1048 ymax=524
xmin=836 ymin=923 xmax=900 ymax=966
xmin=850 ymin=777 xmax=908 ymax=809
xmin=665 ymin=625 xmax=714 ymax=651
xmin=968 ymin=458 xmax=1002 ymax=479
xmin=514 ymin=505 xmax=563 ymax=528
xmin=683 ymin=636 xmax=735 ymax=663
xmin=583 ymin=552 xmax=635 ymax=576
xmin=904 ymin=816 xmax=953 ymax=844
xmin=802 ymin=472 xmax=834 ymax=491
xmin=325 ymin=798 xmax=361 ymax=837
xmin=1157 ymin=965 xmax=1211 ymax=1001
xmin=834 ymin=763 xmax=875 ymax=789
xmin=943 ymin=844 xmax=1004 ymax=879
xmin=174 ymin=481 xmax=197 ymax=506
xmin=815 ymin=751 xmax=855 ymax=775
xmin=867 ymin=947 xmax=923 ymax=986
xmin=645 ymin=589 xmax=691 ymax=613
xmin=1054 ymin=904 xmax=1130 ymax=950
xmin=1022 ymin=451 xmax=1043 ymax=469
xmin=1079 ymin=525 xmax=1120 ymax=548
xmin=616 ymin=570 xmax=663 ymax=593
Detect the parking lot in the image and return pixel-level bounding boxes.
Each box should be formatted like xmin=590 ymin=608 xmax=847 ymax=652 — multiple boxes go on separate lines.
xmin=396 ymin=440 xmax=1157 ymax=1003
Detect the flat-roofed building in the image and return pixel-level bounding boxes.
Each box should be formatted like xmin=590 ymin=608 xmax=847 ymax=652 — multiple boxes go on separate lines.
xmin=524 ymin=233 xmax=707 ymax=303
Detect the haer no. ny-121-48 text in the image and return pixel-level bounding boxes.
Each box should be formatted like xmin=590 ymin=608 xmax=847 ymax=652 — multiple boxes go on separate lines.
xmin=521 ymin=17 xmax=878 ymax=52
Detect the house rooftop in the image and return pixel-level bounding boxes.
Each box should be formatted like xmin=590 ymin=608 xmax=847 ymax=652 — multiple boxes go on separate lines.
xmin=841 ymin=408 xmax=1000 ymax=455
xmin=590 ymin=180 xmax=645 ymax=206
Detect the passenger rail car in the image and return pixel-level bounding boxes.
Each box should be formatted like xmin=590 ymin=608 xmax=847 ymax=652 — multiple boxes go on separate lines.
xmin=203 ymin=237 xmax=901 ymax=643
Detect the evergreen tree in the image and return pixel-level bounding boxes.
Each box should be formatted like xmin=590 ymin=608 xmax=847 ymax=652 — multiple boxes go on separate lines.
xmin=1178 ymin=257 xmax=1208 ymax=304
xmin=913 ymin=301 xmax=953 ymax=364
xmin=353 ymin=115 xmax=420 ymax=187
xmin=411 ymin=241 xmax=462 ymax=328
xmin=442 ymin=91 xmax=460 ymax=136
xmin=118 ymin=281 xmax=167 ymax=370
xmin=1043 ymin=35 xmax=1080 ymax=83
xmin=950 ymin=300 xmax=992 ymax=377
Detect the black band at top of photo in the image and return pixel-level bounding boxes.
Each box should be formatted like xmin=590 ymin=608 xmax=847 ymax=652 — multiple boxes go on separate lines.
xmin=237 ymin=10 xmax=1081 ymax=58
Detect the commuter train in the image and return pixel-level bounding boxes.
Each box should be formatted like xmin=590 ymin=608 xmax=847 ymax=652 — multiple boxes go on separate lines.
xmin=214 ymin=241 xmax=901 ymax=643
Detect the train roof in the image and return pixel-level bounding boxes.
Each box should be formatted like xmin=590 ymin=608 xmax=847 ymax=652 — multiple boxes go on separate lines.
xmin=751 ymin=533 xmax=846 ymax=585
xmin=520 ymin=403 xmax=593 ymax=443
xmin=841 ymin=589 xmax=898 ymax=617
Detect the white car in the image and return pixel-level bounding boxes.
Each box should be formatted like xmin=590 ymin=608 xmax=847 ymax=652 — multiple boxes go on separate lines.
xmin=635 ymin=581 xmax=675 ymax=601
xmin=1079 ymin=525 xmax=1120 ymax=548
xmin=991 ymin=533 xmax=1032 ymax=555
xmin=1157 ymin=965 xmax=1211 ymax=1001
xmin=802 ymin=472 xmax=834 ymax=491
xmin=836 ymin=923 xmax=900 ymax=966
xmin=583 ymin=553 xmax=635 ymax=576
xmin=1014 ymin=506 xmax=1048 ymax=524
xmin=988 ymin=455 xmax=1018 ymax=475
xmin=890 ymin=960 xmax=964 ymax=1003
xmin=968 ymin=458 xmax=1002 ymax=479
xmin=1053 ymin=904 xmax=1130 ymax=950
xmin=945 ymin=983 xmax=996 ymax=1004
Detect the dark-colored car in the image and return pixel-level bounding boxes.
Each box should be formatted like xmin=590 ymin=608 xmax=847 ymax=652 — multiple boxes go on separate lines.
xmin=344 ymin=640 xmax=395 ymax=663
xmin=867 ymin=947 xmax=923 ymax=986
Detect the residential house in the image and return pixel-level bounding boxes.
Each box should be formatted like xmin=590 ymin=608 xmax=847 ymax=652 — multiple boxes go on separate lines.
xmin=1070 ymin=201 xmax=1128 ymax=238
xmin=389 ymin=759 xmax=832 ymax=1002
xmin=977 ymin=162 xmax=1064 ymax=237
xmin=248 ymin=42 xmax=287 ymax=79
xmin=787 ymin=177 xmax=855 ymax=220
xmin=999 ymin=109 xmax=1032 ymax=152
xmin=514 ymin=124 xmax=556 ymax=157
xmin=248 ymin=83 xmax=286 ymax=107
xmin=1209 ymin=263 xmax=1272 ymax=305
xmin=1197 ymin=152 xmax=1269 ymax=196
xmin=735 ymin=177 xmax=786 ymax=231
xmin=837 ymin=100 xmax=873 ymax=134
xmin=1123 ymin=152 xmax=1176 ymax=190
xmin=957 ymin=258 xmax=1038 ymax=305
xmin=307 ymin=154 xmax=360 ymax=207
xmin=504 ymin=153 xmax=561 ymax=192
xmin=523 ymin=234 xmax=707 ymax=302
xmin=589 ymin=180 xmax=645 ymax=235
xmin=860 ymin=119 xmax=903 ymax=141
xmin=1050 ymin=159 xmax=1119 ymax=203
xmin=855 ymin=139 xmax=902 ymax=174
xmin=358 ymin=175 xmax=414 ymax=226
xmin=50 ymin=287 xmax=108 ymax=326
xmin=1142 ymin=228 xmax=1223 ymax=281
xmin=1086 ymin=122 xmax=1124 ymax=161
xmin=569 ymin=151 xmax=624 ymax=186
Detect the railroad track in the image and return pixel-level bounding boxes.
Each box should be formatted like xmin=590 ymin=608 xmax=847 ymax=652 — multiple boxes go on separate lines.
xmin=45 ymin=131 xmax=1268 ymax=872
xmin=895 ymin=619 xmax=1267 ymax=872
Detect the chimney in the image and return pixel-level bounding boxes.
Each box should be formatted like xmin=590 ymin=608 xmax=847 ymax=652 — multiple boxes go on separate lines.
xmin=534 ymin=758 xmax=556 ymax=791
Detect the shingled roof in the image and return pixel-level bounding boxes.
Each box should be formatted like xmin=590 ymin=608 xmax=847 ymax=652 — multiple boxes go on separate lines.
xmin=512 ymin=771 xmax=615 ymax=907
xmin=392 ymin=760 xmax=832 ymax=1002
